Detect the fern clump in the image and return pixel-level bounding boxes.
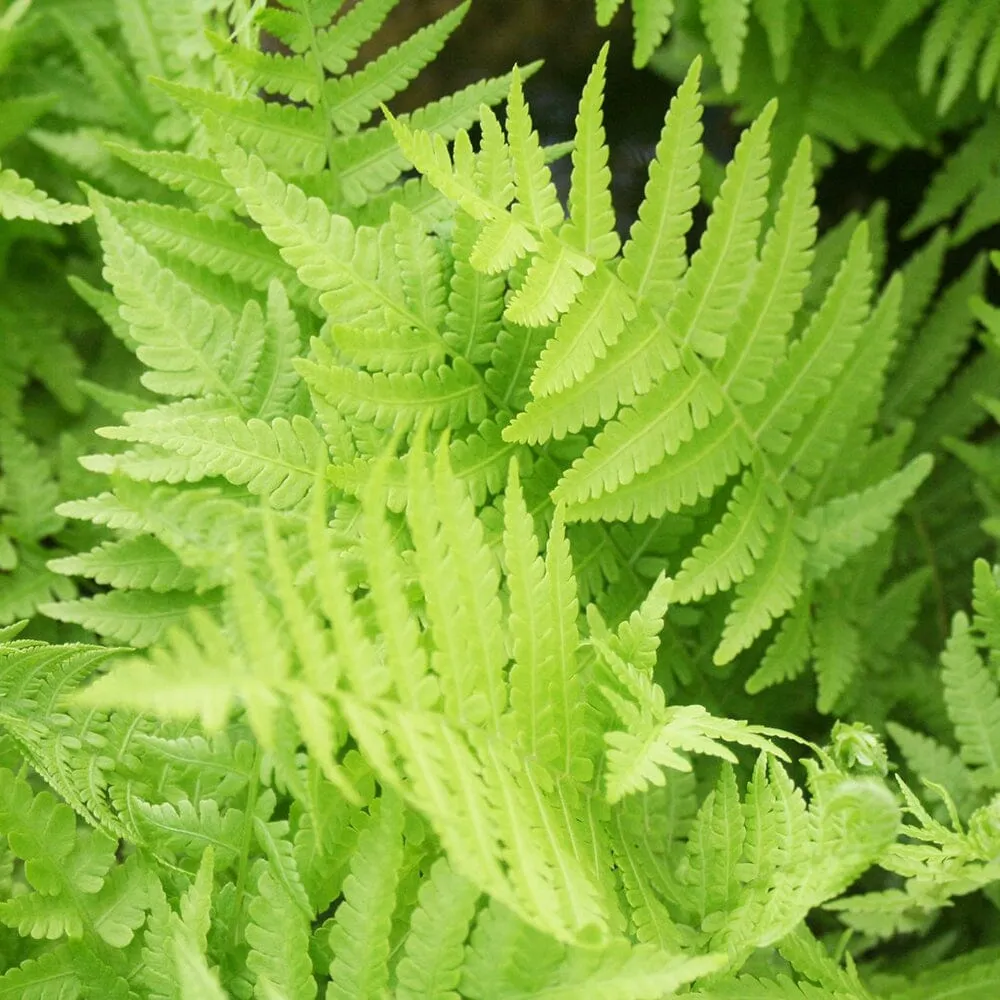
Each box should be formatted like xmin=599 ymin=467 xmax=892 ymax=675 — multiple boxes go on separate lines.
xmin=1 ymin=440 xmax=905 ymax=992
xmin=54 ymin=36 xmax=933 ymax=686
xmin=0 ymin=0 xmax=999 ymax=995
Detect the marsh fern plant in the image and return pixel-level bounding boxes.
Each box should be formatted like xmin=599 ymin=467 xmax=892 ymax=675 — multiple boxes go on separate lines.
xmin=1 ymin=0 xmax=999 ymax=996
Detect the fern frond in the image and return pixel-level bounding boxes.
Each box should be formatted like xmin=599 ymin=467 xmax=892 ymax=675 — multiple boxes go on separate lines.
xmin=326 ymin=793 xmax=405 ymax=1000
xmin=713 ymin=515 xmax=806 ymax=665
xmin=106 ymin=144 xmax=244 ymax=214
xmin=0 ymin=157 xmax=90 ymax=224
xmin=107 ymin=196 xmax=304 ymax=301
xmin=904 ymin=116 xmax=1000 ymax=242
xmin=40 ymin=589 xmax=222 ymax=647
xmin=405 ymin=434 xmax=504 ymax=729
xmin=803 ymin=455 xmax=933 ymax=579
xmin=563 ymin=43 xmax=619 ymax=263
xmin=297 ymin=349 xmax=486 ymax=434
xmin=88 ymin=412 xmax=326 ymax=510
xmin=941 ymin=610 xmax=1000 ymax=787
xmin=394 ymin=858 xmax=480 ymax=1000
xmin=157 ymin=79 xmax=328 ymax=176
xmin=208 ymin=29 xmax=321 ymax=105
xmin=247 ymin=862 xmax=317 ymax=1000
xmin=703 ymin=0 xmax=753 ymax=93
xmin=215 ymin=142 xmax=427 ymax=332
xmin=324 ymin=1 xmax=469 ymax=135
xmin=918 ymin=0 xmax=1000 ymax=112
xmin=0 ymin=945 xmax=80 ymax=1000
xmin=335 ymin=66 xmax=533 ymax=210
xmin=90 ymin=195 xmax=243 ymax=400
xmin=47 ymin=535 xmax=200 ymax=593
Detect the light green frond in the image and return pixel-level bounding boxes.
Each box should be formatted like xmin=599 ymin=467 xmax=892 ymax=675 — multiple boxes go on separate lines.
xmin=668 ymin=99 xmax=776 ymax=361
xmin=131 ymin=796 xmax=247 ymax=871
xmin=503 ymin=459 xmax=556 ymax=762
xmin=484 ymin=321 xmax=549 ymax=414
xmin=715 ymin=137 xmax=817 ymax=407
xmin=208 ymin=30 xmax=319 ymax=104
xmin=307 ymin=487 xmax=386 ymax=699
xmin=748 ymin=223 xmax=873 ymax=457
xmin=404 ymin=438 xmax=473 ymax=721
xmin=309 ymin=0 xmax=401 ymax=74
xmin=427 ymin=440 xmax=507 ymax=731
xmin=0 ymin=945 xmax=80 ymax=1000
xmin=744 ymin=596 xmax=811 ymax=693
xmin=389 ymin=117 xmax=498 ymax=225
xmin=40 ymin=589 xmax=222 ymax=648
xmin=247 ymin=863 xmax=317 ymax=1000
xmin=973 ymin=558 xmax=1000 ymax=654
xmin=324 ymin=2 xmax=469 ymax=134
xmin=91 ymin=196 xmax=240 ymax=400
xmin=333 ymin=67 xmax=525 ymax=207
xmin=106 ymin=144 xmax=243 ymax=214
xmin=941 ymin=610 xmax=1000 ymax=786
xmin=361 ymin=462 xmax=431 ymax=708
xmin=563 ymin=43 xmax=618 ymax=262
xmin=107 ymin=197 xmax=304 ymax=302
xmin=389 ymin=203 xmax=448 ymax=328
xmin=702 ymin=0 xmax=752 ymax=93
xmin=605 ymin=703 xmax=787 ymax=803
xmin=559 ymin=408 xmax=749 ymax=523
xmin=552 ymin=354 xmax=725 ymax=516
xmin=690 ymin=974 xmax=853 ymax=998
xmin=683 ymin=763 xmax=746 ymax=920
xmin=529 ymin=268 xmax=637 ymax=399
xmin=174 ymin=930 xmax=228 ymax=1000
xmin=671 ymin=468 xmax=785 ymax=603
xmin=326 ymin=793 xmax=401 ymax=1000
xmin=381 ymin=709 xmax=513 ymax=915
xmin=541 ymin=504 xmax=588 ymax=779
xmin=505 ymin=67 xmax=563 ymax=233
xmin=395 ymin=858 xmax=479 ymax=1000
xmin=782 ymin=274 xmax=903 ymax=491
xmin=0 ymin=158 xmax=91 ymax=224
xmin=332 ymin=324 xmax=444 ymax=374
xmin=297 ymin=351 xmax=487 ymax=433
xmin=631 ymin=0 xmax=676 ymax=69
xmin=88 ymin=412 xmax=326 ymax=510
xmin=443 ymin=212 xmax=506 ymax=363
xmin=803 ymin=454 xmax=933 ymax=580
xmin=143 ymin=849 xmax=215 ymax=999
xmin=714 ymin=513 xmax=805 ymax=664
xmin=504 ymin=233 xmax=593 ymax=327
xmin=157 ymin=79 xmax=327 ymax=176
xmin=530 ymin=942 xmax=724 ymax=999
xmin=47 ymin=535 xmax=199 ymax=593
xmin=216 ymin=142 xmax=426 ymax=331
xmin=243 ymin=281 xmax=307 ymax=421
xmin=595 ymin=0 xmax=627 ymax=25
xmin=887 ymin=722 xmax=978 ymax=818
xmin=67 ymin=609 xmax=240 ymax=724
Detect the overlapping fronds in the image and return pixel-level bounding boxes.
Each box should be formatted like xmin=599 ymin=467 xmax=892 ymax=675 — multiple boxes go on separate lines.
xmin=597 ymin=0 xmax=1000 ymax=117
xmin=4 ymin=2 xmax=999 ymax=995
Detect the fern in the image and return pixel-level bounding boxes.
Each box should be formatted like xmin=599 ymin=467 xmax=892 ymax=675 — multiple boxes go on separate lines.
xmin=601 ymin=0 xmax=1000 ymax=119
xmin=2 ymin=0 xmax=1000 ymax=995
